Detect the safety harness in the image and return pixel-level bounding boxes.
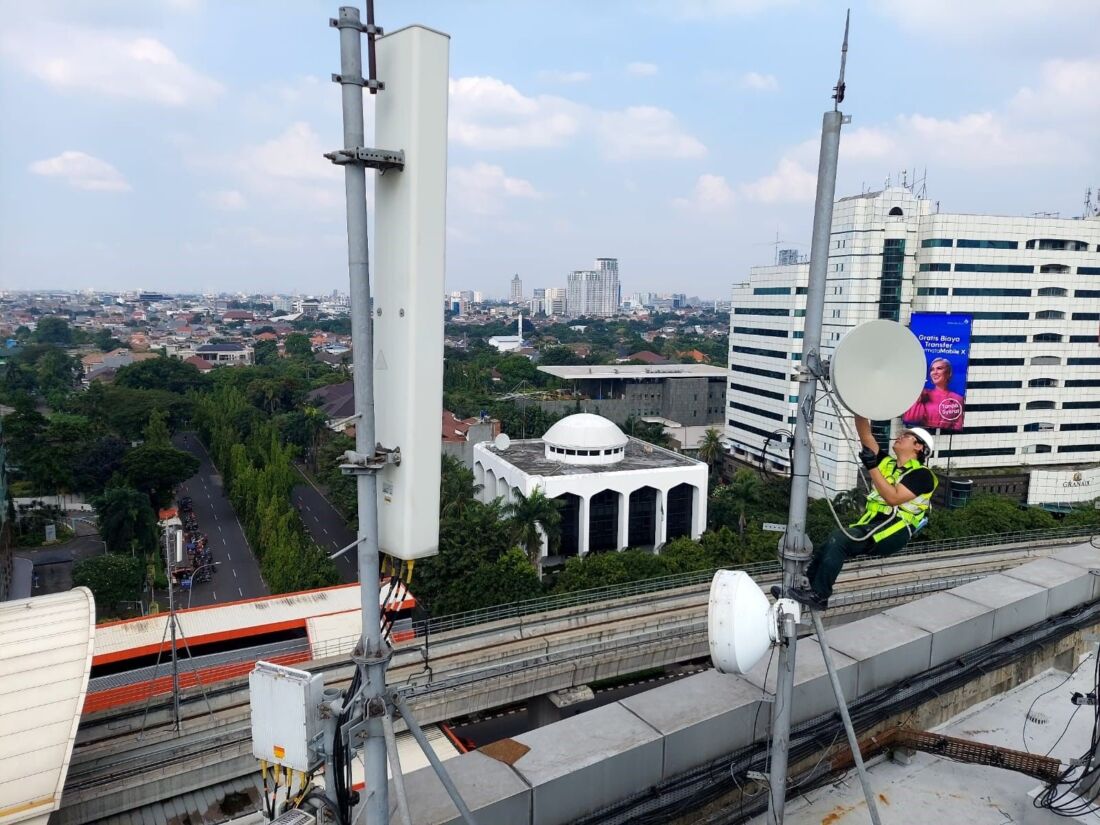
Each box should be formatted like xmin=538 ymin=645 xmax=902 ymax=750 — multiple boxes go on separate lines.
xmin=852 ymin=455 xmax=938 ymax=543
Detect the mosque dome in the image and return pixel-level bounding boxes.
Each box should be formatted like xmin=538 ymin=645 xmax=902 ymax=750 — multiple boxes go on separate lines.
xmin=543 ymin=413 xmax=628 ymax=465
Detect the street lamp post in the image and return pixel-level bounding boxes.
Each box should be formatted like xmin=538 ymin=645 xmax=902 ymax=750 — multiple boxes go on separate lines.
xmin=186 ymin=562 xmax=221 ymax=609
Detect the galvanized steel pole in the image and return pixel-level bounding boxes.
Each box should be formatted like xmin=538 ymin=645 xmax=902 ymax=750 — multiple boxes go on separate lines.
xmin=334 ymin=6 xmax=388 ymax=822
xmin=767 ymin=87 xmax=847 ymax=825
xmin=165 ymin=525 xmax=182 ymax=732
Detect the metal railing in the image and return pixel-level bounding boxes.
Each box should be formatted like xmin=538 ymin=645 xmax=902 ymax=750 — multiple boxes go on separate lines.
xmin=412 ymin=525 xmax=1095 ymax=637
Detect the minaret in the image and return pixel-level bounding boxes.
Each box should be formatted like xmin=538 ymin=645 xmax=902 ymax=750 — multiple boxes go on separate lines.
xmin=517 ymin=311 xmax=523 ymax=341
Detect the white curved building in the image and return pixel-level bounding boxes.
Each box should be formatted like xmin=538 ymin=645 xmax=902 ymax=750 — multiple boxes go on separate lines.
xmin=473 ymin=414 xmax=707 ymax=562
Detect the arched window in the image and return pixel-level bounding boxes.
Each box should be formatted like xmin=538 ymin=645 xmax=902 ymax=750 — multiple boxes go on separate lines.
xmin=888 ymin=206 xmax=904 ymax=216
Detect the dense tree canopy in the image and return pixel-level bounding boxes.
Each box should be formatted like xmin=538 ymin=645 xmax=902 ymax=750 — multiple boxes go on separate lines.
xmin=93 ymin=484 xmax=159 ymax=556
xmin=122 ymin=444 xmax=199 ymax=507
xmin=73 ymin=554 xmax=145 ymax=620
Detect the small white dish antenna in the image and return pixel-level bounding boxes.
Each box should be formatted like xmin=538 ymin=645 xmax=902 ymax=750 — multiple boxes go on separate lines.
xmin=494 ymin=433 xmax=511 ymax=451
xmin=708 ymin=570 xmax=799 ymax=674
xmin=830 ymin=320 xmax=926 ymax=420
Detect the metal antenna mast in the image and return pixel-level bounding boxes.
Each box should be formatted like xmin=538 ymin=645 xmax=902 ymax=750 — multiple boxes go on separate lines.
xmin=766 ymin=11 xmax=871 ymax=824
xmin=330 ymin=4 xmax=389 ymax=822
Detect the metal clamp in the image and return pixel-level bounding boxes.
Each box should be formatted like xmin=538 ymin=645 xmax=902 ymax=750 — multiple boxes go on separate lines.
xmin=324 ymin=147 xmax=405 ymax=171
xmin=329 ymin=17 xmax=384 ymax=36
xmin=339 ymin=445 xmax=401 ymax=475
xmin=330 ymin=72 xmax=385 ymax=92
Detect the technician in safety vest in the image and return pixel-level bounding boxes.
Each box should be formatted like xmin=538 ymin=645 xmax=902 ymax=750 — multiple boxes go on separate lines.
xmin=786 ymin=415 xmax=938 ymax=610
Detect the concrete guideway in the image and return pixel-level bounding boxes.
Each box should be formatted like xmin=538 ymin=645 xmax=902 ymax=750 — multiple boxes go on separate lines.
xmin=57 ymin=538 xmax=1086 ymax=825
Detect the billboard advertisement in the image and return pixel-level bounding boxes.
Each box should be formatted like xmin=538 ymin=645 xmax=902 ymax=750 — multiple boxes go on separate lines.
xmin=902 ymin=312 xmax=972 ymax=432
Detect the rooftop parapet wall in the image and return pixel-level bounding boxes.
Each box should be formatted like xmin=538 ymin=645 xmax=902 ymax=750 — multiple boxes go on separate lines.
xmin=391 ymin=542 xmax=1100 ymax=825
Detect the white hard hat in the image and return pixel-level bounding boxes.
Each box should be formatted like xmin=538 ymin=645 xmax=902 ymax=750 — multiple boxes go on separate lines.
xmin=903 ymin=426 xmax=935 ymax=454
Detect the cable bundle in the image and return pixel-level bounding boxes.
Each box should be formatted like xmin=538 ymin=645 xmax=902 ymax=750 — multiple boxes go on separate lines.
xmin=1033 ymin=648 xmax=1100 ymax=817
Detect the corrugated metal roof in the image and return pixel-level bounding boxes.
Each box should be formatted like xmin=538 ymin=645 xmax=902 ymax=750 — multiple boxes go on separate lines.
xmin=93 ymin=585 xmax=363 ymax=661
xmin=0 ymin=588 xmax=95 ymax=825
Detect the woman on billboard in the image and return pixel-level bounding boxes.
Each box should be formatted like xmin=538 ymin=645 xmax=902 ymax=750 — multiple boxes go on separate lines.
xmin=902 ymin=357 xmax=965 ymax=431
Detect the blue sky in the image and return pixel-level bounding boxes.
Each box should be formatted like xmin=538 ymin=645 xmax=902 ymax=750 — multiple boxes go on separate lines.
xmin=2 ymin=0 xmax=1098 ymax=299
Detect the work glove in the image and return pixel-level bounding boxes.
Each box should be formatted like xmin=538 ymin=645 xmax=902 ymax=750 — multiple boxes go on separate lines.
xmin=858 ymin=447 xmax=879 ymax=470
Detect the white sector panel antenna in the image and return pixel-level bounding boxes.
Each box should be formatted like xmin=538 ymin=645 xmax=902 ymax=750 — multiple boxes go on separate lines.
xmin=373 ymin=26 xmax=450 ymax=560
xmin=831 ymin=320 xmax=927 ymax=420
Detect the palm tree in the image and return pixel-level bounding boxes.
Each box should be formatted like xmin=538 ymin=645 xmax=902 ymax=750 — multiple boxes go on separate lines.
xmin=725 ymin=469 xmax=762 ymax=538
xmin=501 ymin=488 xmax=562 ymax=574
xmin=697 ymin=427 xmax=724 ymax=488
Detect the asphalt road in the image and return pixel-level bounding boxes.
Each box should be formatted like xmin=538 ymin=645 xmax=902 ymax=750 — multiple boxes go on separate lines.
xmin=291 ymin=466 xmax=359 ymax=583
xmin=172 ymin=432 xmax=269 ymax=607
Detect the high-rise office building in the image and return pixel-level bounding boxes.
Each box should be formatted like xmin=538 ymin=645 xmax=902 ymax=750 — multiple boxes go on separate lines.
xmin=725 ymin=187 xmax=1100 ymax=507
xmin=546 ymin=287 xmax=567 ymax=316
xmin=567 ymin=258 xmax=620 ymax=317
xmin=510 ymin=274 xmax=523 ymax=303
xmin=531 ymin=287 xmax=547 ymax=315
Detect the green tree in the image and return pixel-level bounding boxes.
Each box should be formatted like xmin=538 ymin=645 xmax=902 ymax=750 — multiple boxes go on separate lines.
xmin=709 ymin=470 xmax=762 ymax=535
xmin=33 ymin=316 xmax=73 ymax=345
xmin=253 ymin=339 xmax=279 ymax=365
xmin=122 ymin=445 xmax=199 ymax=507
xmin=143 ymin=408 xmax=171 ymax=447
xmin=697 ymin=427 xmax=725 ymax=488
xmin=93 ymin=485 xmax=159 ymax=556
xmin=501 ymin=488 xmax=563 ymax=571
xmin=73 ymin=554 xmax=145 ymax=620
xmin=114 ymin=357 xmax=209 ymax=395
xmin=623 ymin=416 xmax=673 ymax=448
xmin=284 ymin=333 xmax=313 ymax=358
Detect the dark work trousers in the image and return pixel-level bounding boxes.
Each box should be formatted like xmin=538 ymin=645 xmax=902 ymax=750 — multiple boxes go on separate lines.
xmin=806 ymin=520 xmax=912 ymax=600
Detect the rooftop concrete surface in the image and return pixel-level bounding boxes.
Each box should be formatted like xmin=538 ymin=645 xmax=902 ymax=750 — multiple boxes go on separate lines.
xmin=751 ymin=651 xmax=1100 ymax=824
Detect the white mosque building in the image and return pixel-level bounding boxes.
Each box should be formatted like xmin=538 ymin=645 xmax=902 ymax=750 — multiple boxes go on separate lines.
xmin=472 ymin=414 xmax=708 ymax=563
xmin=487 ymin=312 xmax=527 ymax=353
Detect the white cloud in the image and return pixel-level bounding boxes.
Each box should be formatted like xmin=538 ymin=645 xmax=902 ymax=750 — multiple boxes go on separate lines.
xmin=1 ymin=25 xmax=223 ymax=106
xmin=626 ymin=62 xmax=659 ymax=77
xmin=537 ymin=69 xmax=591 ymax=84
xmin=872 ymin=0 xmax=1099 ymax=41
xmin=599 ymin=106 xmax=707 ymax=161
xmin=449 ymin=76 xmax=581 ymax=150
xmin=450 ymin=162 xmax=541 ymax=216
xmin=450 ymin=75 xmax=706 ymax=162
xmin=740 ymin=157 xmax=816 ymax=203
xmin=1012 ymin=58 xmax=1100 ymax=118
xmin=674 ymin=174 xmax=735 ymax=211
xmin=669 ymin=0 xmax=800 ymax=19
xmin=232 ymin=122 xmax=342 ymax=210
xmin=29 ymin=151 xmax=131 ymax=192
xmin=203 ymin=189 xmax=247 ymax=211
xmin=741 ymin=71 xmax=779 ymax=92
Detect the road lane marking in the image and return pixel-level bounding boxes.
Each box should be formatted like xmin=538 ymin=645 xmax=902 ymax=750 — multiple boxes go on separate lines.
xmin=218 ymin=525 xmax=223 ymax=533
xmin=238 ymin=587 xmax=244 ymax=597
xmin=322 ymin=527 xmax=329 ymax=535
xmin=213 ymin=590 xmax=218 ymax=600
xmin=233 ymin=569 xmax=237 ymax=578
xmin=213 ymin=513 xmax=218 ymax=521
xmin=314 ymin=515 xmax=320 ymax=522
xmin=305 ymin=505 xmax=311 ymax=512
xmin=226 ymin=552 xmax=232 ymax=560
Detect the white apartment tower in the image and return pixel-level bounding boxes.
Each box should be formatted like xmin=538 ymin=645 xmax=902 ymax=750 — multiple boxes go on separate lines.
xmin=726 ymin=187 xmax=1100 ymax=506
xmin=567 ymin=257 xmax=621 ymax=317
xmin=510 ymin=274 xmax=523 ymax=303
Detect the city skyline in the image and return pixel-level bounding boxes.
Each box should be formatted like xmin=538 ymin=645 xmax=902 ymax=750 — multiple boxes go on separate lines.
xmin=1 ymin=1 xmax=1098 ymax=296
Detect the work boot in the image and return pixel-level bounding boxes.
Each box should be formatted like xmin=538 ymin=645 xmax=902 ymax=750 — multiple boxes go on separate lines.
xmin=787 ymin=585 xmax=829 ymax=611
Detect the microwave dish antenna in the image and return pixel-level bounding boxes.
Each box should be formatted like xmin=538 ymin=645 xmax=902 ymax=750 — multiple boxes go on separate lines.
xmin=830 ymin=320 xmax=926 ymax=420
